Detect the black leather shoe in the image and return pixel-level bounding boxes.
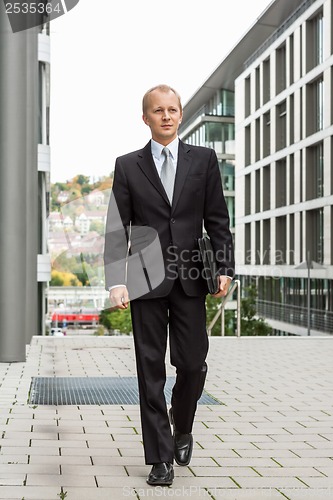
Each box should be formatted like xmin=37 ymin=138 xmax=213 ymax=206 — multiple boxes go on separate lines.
xmin=169 ymin=408 xmax=193 ymax=466
xmin=146 ymin=462 xmax=174 ymax=486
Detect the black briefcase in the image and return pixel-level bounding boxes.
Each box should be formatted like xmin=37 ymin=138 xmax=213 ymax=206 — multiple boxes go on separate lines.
xmin=198 ymin=236 xmax=220 ymax=295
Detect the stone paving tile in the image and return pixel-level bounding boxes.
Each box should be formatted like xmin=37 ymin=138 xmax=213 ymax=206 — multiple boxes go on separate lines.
xmin=0 ymin=464 xmax=59 ymax=474
xmin=0 ymin=455 xmax=28 ymax=464
xmin=232 ymin=476 xmax=308 ymax=488
xmin=190 ymin=466 xmax=259 ymax=477
xmin=296 ymin=477 xmax=333 ymax=488
xmin=0 ymin=474 xmax=25 ymax=486
xmin=273 ymin=457 xmax=333 ymax=467
xmin=0 ymin=446 xmax=61 ymax=456
xmin=64 ymin=488 xmax=134 ymax=500
xmin=26 ymin=473 xmax=96 ymax=486
xmin=62 ymin=464 xmax=128 ymax=476
xmin=254 ymin=467 xmax=325 ymax=477
xmin=0 ymin=486 xmax=61 ymax=499
xmin=279 ymin=487 xmax=333 ymax=499
xmin=215 ymin=458 xmax=285 ymax=467
xmin=29 ymin=455 xmax=92 ymax=465
xmin=207 ymin=489 xmax=286 ymax=499
xmin=60 ymin=446 xmax=121 ymax=456
xmin=91 ymin=456 xmax=150 ymax=466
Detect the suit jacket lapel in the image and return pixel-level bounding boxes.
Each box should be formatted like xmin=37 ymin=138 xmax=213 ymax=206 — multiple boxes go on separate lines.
xmin=137 ymin=141 xmax=170 ymax=205
xmin=171 ymin=141 xmax=191 ymax=213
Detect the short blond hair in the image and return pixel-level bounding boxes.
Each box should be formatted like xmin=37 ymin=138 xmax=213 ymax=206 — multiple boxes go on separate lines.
xmin=142 ymin=84 xmax=182 ymax=114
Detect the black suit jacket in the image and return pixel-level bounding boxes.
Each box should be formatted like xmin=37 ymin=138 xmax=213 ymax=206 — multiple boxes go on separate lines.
xmin=104 ymin=140 xmax=234 ymax=299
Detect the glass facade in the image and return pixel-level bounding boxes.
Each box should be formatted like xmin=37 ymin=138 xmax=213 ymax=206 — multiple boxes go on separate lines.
xmin=186 ymin=121 xmax=235 ymax=154
xmin=181 ymin=89 xmax=235 ymax=231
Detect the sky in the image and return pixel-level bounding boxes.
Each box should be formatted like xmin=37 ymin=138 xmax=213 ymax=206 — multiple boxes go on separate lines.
xmin=50 ymin=0 xmax=273 ymax=183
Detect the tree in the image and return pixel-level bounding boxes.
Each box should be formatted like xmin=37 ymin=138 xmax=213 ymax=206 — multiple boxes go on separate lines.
xmin=81 ymin=185 xmax=92 ymax=195
xmin=90 ymin=220 xmax=105 ymax=236
xmin=50 ymin=270 xmax=83 ymax=287
xmin=99 ymin=306 xmax=132 ymax=335
xmin=205 ymin=282 xmax=271 ymax=336
xmin=74 ymin=174 xmax=90 ymax=186
xmin=241 ymin=283 xmax=272 ymax=335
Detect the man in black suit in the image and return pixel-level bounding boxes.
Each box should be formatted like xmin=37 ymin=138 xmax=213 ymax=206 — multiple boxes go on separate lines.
xmin=104 ymin=84 xmax=234 ymax=486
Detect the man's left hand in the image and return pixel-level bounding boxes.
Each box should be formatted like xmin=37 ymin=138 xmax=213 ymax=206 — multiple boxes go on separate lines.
xmin=212 ymin=276 xmax=232 ymax=298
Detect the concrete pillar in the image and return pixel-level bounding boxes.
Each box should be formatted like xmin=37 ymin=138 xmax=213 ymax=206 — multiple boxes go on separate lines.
xmin=0 ymin=5 xmax=37 ymax=361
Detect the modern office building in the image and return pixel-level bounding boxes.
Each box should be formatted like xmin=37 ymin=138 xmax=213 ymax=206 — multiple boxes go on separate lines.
xmin=180 ymin=0 xmax=333 ymax=335
xmin=0 ymin=7 xmax=51 ymax=361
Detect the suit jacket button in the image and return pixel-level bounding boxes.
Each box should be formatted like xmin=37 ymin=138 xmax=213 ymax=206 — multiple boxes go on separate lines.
xmin=170 ymin=218 xmax=175 ymax=224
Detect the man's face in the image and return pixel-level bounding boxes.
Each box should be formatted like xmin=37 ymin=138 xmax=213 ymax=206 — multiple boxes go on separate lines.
xmin=142 ymin=90 xmax=182 ymax=145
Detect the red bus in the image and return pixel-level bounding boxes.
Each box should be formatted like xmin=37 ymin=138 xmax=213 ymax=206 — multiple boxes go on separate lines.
xmin=51 ymin=308 xmax=99 ymax=327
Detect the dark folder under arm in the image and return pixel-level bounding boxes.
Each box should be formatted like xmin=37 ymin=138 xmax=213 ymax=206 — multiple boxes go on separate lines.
xmin=198 ymin=236 xmax=220 ymax=295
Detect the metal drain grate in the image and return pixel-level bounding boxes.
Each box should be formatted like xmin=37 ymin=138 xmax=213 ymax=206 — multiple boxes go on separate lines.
xmin=28 ymin=377 xmax=220 ymax=405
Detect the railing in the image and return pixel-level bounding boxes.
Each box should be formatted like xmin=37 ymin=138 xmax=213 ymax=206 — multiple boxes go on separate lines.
xmin=257 ymin=300 xmax=333 ymax=334
xmin=207 ymin=279 xmax=241 ymax=336
xmin=180 ymin=105 xmax=235 ymax=136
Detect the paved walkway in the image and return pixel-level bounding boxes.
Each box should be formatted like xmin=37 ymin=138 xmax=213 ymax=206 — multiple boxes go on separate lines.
xmin=0 ymin=335 xmax=333 ymax=499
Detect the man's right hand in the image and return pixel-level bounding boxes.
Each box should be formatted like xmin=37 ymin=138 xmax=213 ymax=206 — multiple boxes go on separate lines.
xmin=109 ymin=286 xmax=129 ymax=310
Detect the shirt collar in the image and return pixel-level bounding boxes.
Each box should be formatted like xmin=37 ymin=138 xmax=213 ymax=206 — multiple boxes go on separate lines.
xmin=151 ymin=137 xmax=179 ymax=161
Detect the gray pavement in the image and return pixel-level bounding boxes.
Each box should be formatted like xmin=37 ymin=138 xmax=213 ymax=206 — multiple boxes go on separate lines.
xmin=0 ymin=335 xmax=333 ymax=499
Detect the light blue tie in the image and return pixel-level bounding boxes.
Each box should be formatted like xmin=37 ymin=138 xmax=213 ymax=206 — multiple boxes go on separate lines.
xmin=160 ymin=147 xmax=175 ymax=203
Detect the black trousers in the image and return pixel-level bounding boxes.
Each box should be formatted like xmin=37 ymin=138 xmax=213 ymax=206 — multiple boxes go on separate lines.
xmin=130 ymin=279 xmax=209 ymax=465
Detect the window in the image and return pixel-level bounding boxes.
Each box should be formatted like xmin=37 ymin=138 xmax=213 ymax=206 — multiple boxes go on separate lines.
xmin=245 ymin=77 xmax=251 ymax=117
xmin=255 ymin=169 xmax=260 ymax=213
xmin=255 ymin=118 xmax=260 ymax=161
xmin=38 ymin=172 xmax=47 ymax=255
xmin=276 ymin=100 xmax=287 ymax=151
xmin=38 ymin=62 xmax=50 ymax=145
xmin=289 ymin=34 xmax=294 ymax=85
xmin=220 ymin=89 xmax=235 ymax=116
xmin=219 ymin=159 xmax=235 ymax=191
xmin=289 ymin=94 xmax=294 ymax=144
xmin=255 ymin=221 xmax=260 ymax=264
xmin=245 ymin=125 xmax=251 ymax=166
xmin=255 ymin=67 xmax=260 ymax=110
xmin=289 ymin=154 xmax=294 ymax=205
xmin=314 ymin=12 xmax=324 ymax=65
xmin=263 ymin=58 xmax=270 ymax=104
xmin=245 ymin=174 xmax=251 ymax=215
xmin=275 ymin=159 xmax=286 ymax=208
xmin=263 ymin=165 xmax=271 ymax=211
xmin=205 ymin=122 xmax=235 ymax=154
xmin=307 ymin=11 xmax=324 ymax=71
xmin=306 ymin=78 xmax=323 ymax=135
xmin=315 ymin=78 xmax=324 ymax=131
xmin=276 ymin=43 xmax=286 ymax=94
xmin=263 ymin=219 xmax=270 ymax=264
xmin=276 ymin=216 xmax=287 ymax=264
xmin=306 ymin=208 xmax=324 ymax=263
xmin=289 ymin=214 xmax=295 ymax=265
xmin=263 ymin=111 xmax=271 ymax=157
xmin=306 ymin=142 xmax=324 ymax=200
xmin=245 ymin=224 xmax=251 ymax=264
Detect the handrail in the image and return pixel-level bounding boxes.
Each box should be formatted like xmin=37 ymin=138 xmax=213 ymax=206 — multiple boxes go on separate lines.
xmin=207 ymin=279 xmax=241 ymax=337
